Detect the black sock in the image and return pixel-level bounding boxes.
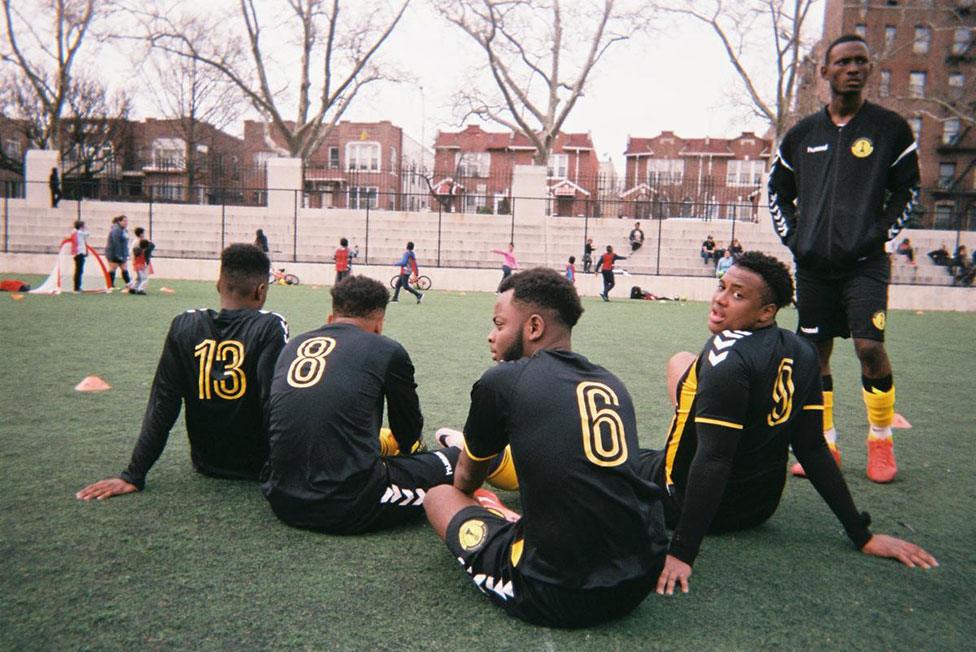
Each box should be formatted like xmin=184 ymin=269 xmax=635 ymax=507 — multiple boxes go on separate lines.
xmin=109 ymin=270 xmax=116 ymax=286
xmin=122 ymin=270 xmax=131 ymax=284
xmin=862 ymin=374 xmax=893 ymax=393
xmin=821 ymin=374 xmax=833 ymax=392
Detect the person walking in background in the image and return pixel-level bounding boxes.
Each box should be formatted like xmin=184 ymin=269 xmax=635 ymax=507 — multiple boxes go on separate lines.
xmin=130 ymin=239 xmax=151 ymax=295
xmin=768 ymin=34 xmax=920 ymax=483
xmin=565 ymin=255 xmax=576 ymax=284
xmin=335 ymin=237 xmax=353 ymax=285
xmin=582 ymin=237 xmax=594 ymax=273
xmin=595 ymin=244 xmax=626 ymax=301
xmin=105 ymin=215 xmax=132 ymax=290
xmin=392 ymin=241 xmax=423 ymax=304
xmin=896 ymin=238 xmax=916 ymax=266
xmin=491 ymin=243 xmax=519 ymax=290
xmin=629 ymin=222 xmax=645 ymax=253
xmin=69 ymin=220 xmax=89 ymax=292
xmin=254 ymin=229 xmax=269 ymax=254
xmin=49 ymin=167 xmax=61 ymax=208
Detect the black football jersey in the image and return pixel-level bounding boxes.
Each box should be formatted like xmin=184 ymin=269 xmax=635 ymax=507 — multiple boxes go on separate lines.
xmin=662 ymin=326 xmax=822 ymax=519
xmin=463 ymin=349 xmax=666 ymax=590
xmin=120 ymin=308 xmax=289 ymax=488
xmin=261 ymin=322 xmax=423 ymax=526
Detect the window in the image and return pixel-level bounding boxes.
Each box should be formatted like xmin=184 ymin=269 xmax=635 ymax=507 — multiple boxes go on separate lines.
xmin=933 ymin=203 xmax=954 ymax=229
xmin=948 ymin=73 xmax=965 ymax=99
xmin=348 ymin=186 xmax=378 ymax=209
xmin=390 ymin=146 xmax=397 ymax=171
xmin=455 ymin=151 xmax=489 ymax=177
xmin=254 ymin=151 xmax=275 ymax=166
xmin=913 ymin=26 xmax=931 ymax=54
xmin=726 ymin=160 xmax=765 ymax=186
xmin=909 ymin=117 xmax=922 ymax=141
xmin=884 ymin=26 xmax=897 ymax=52
xmin=548 ymin=153 xmax=568 ymax=178
xmin=152 ymin=138 xmax=184 ymax=170
xmin=328 ymin=146 xmax=339 ymax=169
xmin=952 ymin=28 xmax=972 ymax=56
xmin=155 ymin=184 xmax=184 ymax=201
xmin=938 ymin=163 xmax=956 ymax=189
xmin=879 ymin=70 xmax=891 ymax=97
xmin=346 ymin=142 xmax=380 ymax=171
xmin=3 ymin=138 xmax=21 ymax=158
xmin=646 ymin=158 xmax=684 ymax=185
xmin=855 ymin=24 xmax=866 ymax=38
xmin=943 ymin=118 xmax=961 ymax=145
xmin=908 ymin=71 xmax=926 ymax=98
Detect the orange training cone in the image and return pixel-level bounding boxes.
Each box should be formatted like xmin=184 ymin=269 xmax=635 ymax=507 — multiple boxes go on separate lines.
xmin=159 ymin=287 xmax=175 ymax=294
xmin=10 ymin=293 xmax=24 ymax=300
xmin=75 ymin=375 xmax=112 ymax=392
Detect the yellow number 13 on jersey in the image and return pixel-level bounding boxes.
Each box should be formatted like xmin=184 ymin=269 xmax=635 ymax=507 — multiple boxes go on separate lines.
xmin=576 ymin=381 xmax=628 ymax=467
xmin=193 ymin=339 xmax=247 ymax=400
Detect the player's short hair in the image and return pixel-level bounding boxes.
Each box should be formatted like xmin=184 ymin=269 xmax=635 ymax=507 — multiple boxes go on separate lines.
xmin=569 ymin=255 xmax=576 ymax=264
xmin=134 ymin=227 xmax=145 ymax=238
xmin=824 ymin=34 xmax=868 ymax=64
xmin=220 ymin=244 xmax=270 ymax=295
xmin=406 ymin=241 xmax=414 ymax=250
xmin=340 ymin=237 xmax=348 ymax=247
xmin=733 ymin=251 xmax=794 ymax=309
xmin=331 ymin=275 xmax=389 ymax=318
xmin=498 ymin=267 xmax=583 ymax=328
xmin=73 ymin=220 xmax=84 ymax=229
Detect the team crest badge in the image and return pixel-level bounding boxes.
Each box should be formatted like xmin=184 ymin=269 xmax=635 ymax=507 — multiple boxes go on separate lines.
xmin=458 ymin=519 xmax=488 ymax=551
xmin=871 ymin=311 xmax=886 ymax=331
xmin=851 ymin=138 xmax=874 ymax=158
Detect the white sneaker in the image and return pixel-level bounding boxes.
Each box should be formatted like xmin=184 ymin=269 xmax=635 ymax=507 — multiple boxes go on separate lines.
xmin=435 ymin=427 xmax=464 ymax=449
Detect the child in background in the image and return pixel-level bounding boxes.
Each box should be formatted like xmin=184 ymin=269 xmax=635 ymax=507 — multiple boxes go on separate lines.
xmin=130 ymin=239 xmax=152 ymax=295
xmin=133 ymin=227 xmax=155 ymax=273
xmin=565 ymin=255 xmax=576 ymax=284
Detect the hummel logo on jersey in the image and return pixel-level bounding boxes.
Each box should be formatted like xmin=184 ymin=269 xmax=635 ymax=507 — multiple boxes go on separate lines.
xmin=458 ymin=558 xmax=515 ymax=600
xmin=708 ymin=330 xmax=751 ymax=366
xmin=435 ymin=450 xmax=453 ymax=476
xmin=380 ymin=484 xmax=426 ymax=506
xmin=806 ymin=144 xmax=829 ymax=153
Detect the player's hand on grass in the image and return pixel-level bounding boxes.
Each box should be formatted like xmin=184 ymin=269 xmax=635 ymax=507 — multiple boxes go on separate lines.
xmin=656 ymin=554 xmax=692 ymax=595
xmin=861 ymin=534 xmax=939 ymax=569
xmin=75 ymin=477 xmax=138 ymax=501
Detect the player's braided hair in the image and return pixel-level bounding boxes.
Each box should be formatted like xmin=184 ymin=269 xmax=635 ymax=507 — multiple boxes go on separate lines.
xmin=498 ymin=267 xmax=584 ymax=328
xmin=331 ymin=275 xmax=390 ymax=318
xmin=733 ymin=251 xmax=794 ymax=309
xmin=220 ymin=243 xmax=270 ymax=295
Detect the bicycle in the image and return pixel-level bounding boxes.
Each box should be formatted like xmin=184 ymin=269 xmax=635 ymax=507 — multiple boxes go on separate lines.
xmin=389 ymin=274 xmax=432 ymax=292
xmin=270 ymin=267 xmax=301 ymax=286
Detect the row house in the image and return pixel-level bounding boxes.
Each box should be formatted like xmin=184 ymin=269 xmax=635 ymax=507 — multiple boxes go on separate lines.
xmin=431 ymin=125 xmax=600 ymax=216
xmin=243 ymin=119 xmax=432 ymax=211
xmin=819 ymin=0 xmax=976 ymax=229
xmin=619 ymin=131 xmax=771 ymax=220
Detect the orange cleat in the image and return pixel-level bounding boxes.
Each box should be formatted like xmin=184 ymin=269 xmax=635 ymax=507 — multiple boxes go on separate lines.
xmin=474 ymin=488 xmax=521 ymax=523
xmin=866 ymin=437 xmax=897 ymax=483
xmin=791 ymin=445 xmax=841 ymax=478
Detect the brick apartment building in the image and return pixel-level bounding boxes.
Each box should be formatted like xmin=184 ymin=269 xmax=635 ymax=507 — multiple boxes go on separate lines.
xmin=243 ymin=119 xmax=432 ymax=211
xmin=431 ymin=125 xmax=600 ymax=216
xmin=619 ymin=131 xmax=771 ymax=220
xmin=818 ymin=0 xmax=976 ymax=229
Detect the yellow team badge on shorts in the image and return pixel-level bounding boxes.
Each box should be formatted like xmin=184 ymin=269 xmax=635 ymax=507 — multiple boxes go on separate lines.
xmin=851 ymin=138 xmax=874 ymax=158
xmin=459 ymin=519 xmax=488 ymax=551
xmin=872 ymin=311 xmax=886 ymax=331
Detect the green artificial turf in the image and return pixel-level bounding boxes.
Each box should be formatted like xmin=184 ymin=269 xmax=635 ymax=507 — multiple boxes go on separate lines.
xmin=1 ymin=277 xmax=973 ymax=650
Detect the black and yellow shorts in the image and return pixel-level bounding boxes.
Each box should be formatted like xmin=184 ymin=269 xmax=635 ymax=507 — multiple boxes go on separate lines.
xmin=445 ymin=506 xmax=657 ymax=628
xmin=795 ymin=256 xmax=890 ymax=342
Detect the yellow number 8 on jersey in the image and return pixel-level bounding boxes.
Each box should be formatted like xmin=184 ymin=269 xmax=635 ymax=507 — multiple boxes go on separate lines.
xmin=287 ymin=337 xmax=336 ymax=388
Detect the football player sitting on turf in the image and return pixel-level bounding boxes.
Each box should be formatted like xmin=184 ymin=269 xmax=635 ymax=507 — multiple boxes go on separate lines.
xmin=641 ymin=251 xmax=938 ymax=596
xmin=424 ymin=268 xmax=668 ymax=628
xmin=76 ymin=244 xmax=288 ymax=500
xmin=262 ymin=275 xmax=476 ymax=533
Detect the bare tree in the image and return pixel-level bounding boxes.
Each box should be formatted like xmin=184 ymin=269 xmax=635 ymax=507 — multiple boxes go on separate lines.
xmin=655 ymin=0 xmax=817 ymax=144
xmin=0 ymin=0 xmax=102 ymax=153
xmin=143 ymin=0 xmax=409 ymax=162
xmin=438 ymin=0 xmax=646 ymax=165
xmin=142 ymin=41 xmax=244 ymax=192
xmin=61 ymin=76 xmax=131 ymax=180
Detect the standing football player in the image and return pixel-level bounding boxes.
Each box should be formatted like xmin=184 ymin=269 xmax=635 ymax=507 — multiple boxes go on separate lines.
xmin=424 ymin=268 xmax=667 ymax=628
xmin=76 ymin=244 xmax=288 ymax=500
xmin=768 ymin=34 xmax=919 ymax=483
xmin=642 ymin=252 xmax=937 ymax=596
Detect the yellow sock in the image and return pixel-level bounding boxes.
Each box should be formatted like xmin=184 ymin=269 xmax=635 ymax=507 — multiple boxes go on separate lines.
xmin=862 ymin=385 xmax=895 ymax=436
xmin=823 ymin=389 xmax=835 ymax=433
xmin=487 ymin=445 xmax=519 ymax=491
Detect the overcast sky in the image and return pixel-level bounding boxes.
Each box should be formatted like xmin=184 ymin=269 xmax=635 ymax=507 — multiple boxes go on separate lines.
xmin=110 ymin=1 xmax=826 ymax=169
